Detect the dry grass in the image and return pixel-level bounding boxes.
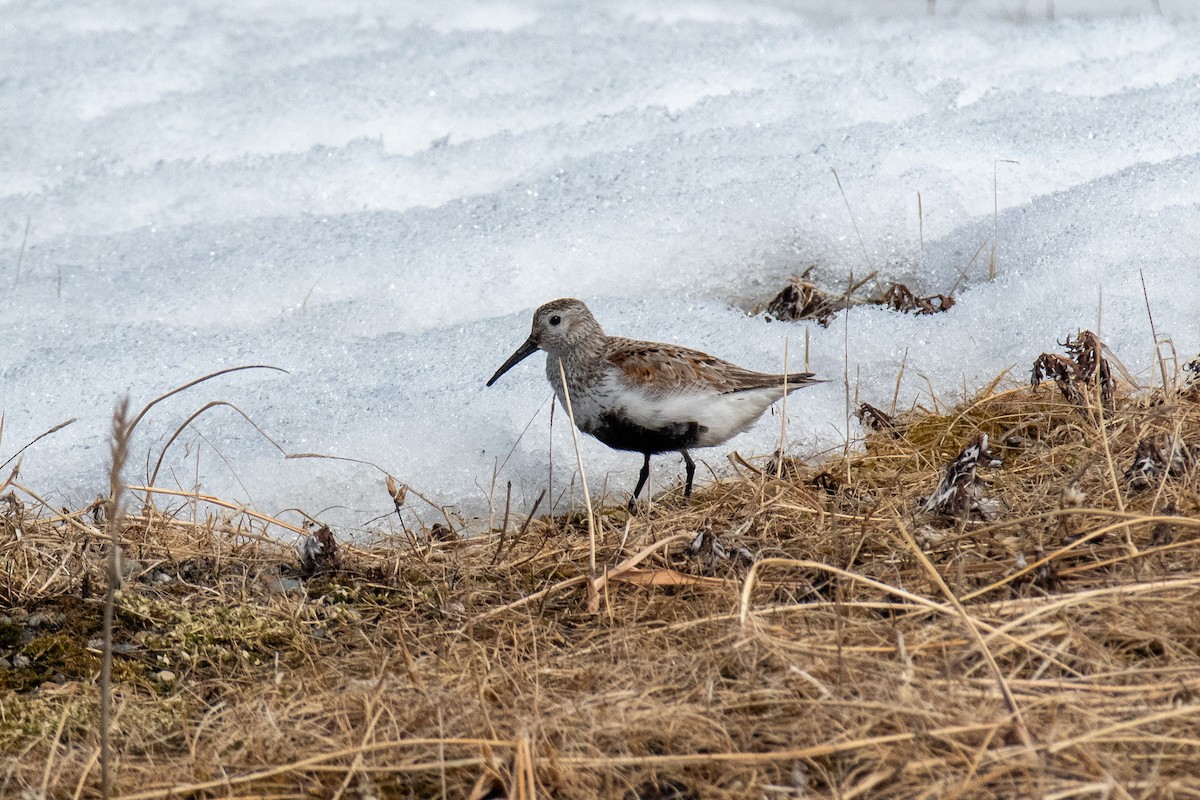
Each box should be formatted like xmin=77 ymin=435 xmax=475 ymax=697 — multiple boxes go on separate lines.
xmin=757 ymin=268 xmax=955 ymax=327
xmin=2 ymin=368 xmax=1200 ymax=798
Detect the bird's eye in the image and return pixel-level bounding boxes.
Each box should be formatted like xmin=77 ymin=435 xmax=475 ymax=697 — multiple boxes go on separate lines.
xmin=549 ymin=315 xmax=562 ymax=326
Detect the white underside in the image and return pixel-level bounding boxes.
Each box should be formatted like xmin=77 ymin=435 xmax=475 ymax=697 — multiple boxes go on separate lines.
xmin=558 ymin=368 xmax=797 ymax=448
xmin=624 ymin=385 xmax=792 ymax=446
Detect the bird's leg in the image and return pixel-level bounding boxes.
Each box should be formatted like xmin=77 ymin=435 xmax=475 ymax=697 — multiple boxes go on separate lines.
xmin=681 ymin=449 xmax=696 ymax=499
xmin=628 ymin=452 xmax=652 ymax=512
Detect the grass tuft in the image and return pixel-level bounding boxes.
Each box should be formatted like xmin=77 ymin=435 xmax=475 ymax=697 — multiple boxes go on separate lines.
xmin=1 ymin=359 xmax=1199 ymax=797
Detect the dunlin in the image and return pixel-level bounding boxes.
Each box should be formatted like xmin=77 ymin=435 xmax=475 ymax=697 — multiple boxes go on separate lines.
xmin=487 ymin=299 xmax=821 ymax=509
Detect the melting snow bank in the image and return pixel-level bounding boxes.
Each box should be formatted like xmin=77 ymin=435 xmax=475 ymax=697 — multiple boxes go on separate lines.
xmin=1 ymin=1 xmax=1198 ymax=533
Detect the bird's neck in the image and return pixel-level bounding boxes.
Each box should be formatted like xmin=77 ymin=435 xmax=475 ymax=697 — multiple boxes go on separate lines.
xmin=545 ymin=335 xmax=608 ymax=391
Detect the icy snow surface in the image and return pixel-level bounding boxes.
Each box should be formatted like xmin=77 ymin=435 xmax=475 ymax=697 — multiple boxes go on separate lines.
xmin=2 ymin=0 xmax=1198 ymax=533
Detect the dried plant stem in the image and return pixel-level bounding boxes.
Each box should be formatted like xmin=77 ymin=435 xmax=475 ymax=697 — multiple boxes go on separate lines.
xmin=777 ymin=336 xmax=789 ymax=478
xmin=500 ymin=481 xmax=512 ymax=537
xmin=1046 ymin=703 xmax=1200 ymax=755
xmin=842 ymin=302 xmax=852 ymax=481
xmin=463 ymin=566 xmax=597 ymax=627
xmin=331 ymin=702 xmax=386 ymax=800
xmin=962 ymin=510 xmax=1199 ymax=601
xmin=1140 ymin=270 xmax=1170 ymax=392
xmin=493 ymin=489 xmax=545 ymax=566
xmin=1093 ymin=379 xmax=1134 ymax=554
xmin=6 ymin=369 xmax=1200 ymax=799
xmin=895 ymin=519 xmax=1035 ymax=749
xmin=548 ymin=400 xmax=554 ymax=514
xmin=7 ymin=482 xmax=102 ymax=536
xmin=147 ymin=400 xmax=287 ymax=487
xmin=126 ymin=365 xmax=286 ymax=436
xmin=832 ymin=167 xmax=875 ymax=271
xmin=490 ymin=481 xmax=513 ymax=562
xmin=13 ymin=215 xmax=30 ymax=286
xmin=917 ymin=191 xmax=924 ymax=251
xmin=126 ymin=485 xmax=305 ymax=538
xmin=39 ymin=698 xmax=74 ymax=797
xmin=0 ymin=416 xmax=76 ymax=472
xmin=114 ymin=739 xmax=511 ymax=800
xmin=101 ymin=397 xmax=133 ymax=799
xmin=562 ymin=723 xmax=997 ymax=768
xmin=741 ymin=554 xmax=1076 ymax=684
xmin=514 ymin=730 xmax=537 ymax=800
xmin=982 ymin=576 xmax=1200 ymax=646
xmin=555 ymin=359 xmax=598 ymax=611
xmin=990 ymin=159 xmax=1018 ymax=281
xmin=891 ymin=347 xmax=909 ymax=414
xmin=592 ymin=533 xmax=692 ymax=598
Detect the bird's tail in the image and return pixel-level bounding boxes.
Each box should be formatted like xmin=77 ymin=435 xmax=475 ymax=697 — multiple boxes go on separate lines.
xmin=782 ymin=372 xmax=824 ymax=390
xmin=722 ymin=371 xmax=825 ymax=394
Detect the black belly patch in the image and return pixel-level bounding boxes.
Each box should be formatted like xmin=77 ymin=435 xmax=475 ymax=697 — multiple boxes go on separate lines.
xmin=588 ymin=412 xmax=707 ymax=454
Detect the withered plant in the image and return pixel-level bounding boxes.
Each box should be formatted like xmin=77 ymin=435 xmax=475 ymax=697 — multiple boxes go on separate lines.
xmin=878 ymin=282 xmax=955 ymax=315
xmin=855 ymin=401 xmax=898 ymax=434
xmin=3 ymin=374 xmax=1200 ymax=799
xmin=1125 ymin=432 xmax=1197 ymax=491
xmin=760 ymin=270 xmax=957 ymax=326
xmin=762 ymin=267 xmax=846 ymax=326
xmin=1184 ymin=355 xmax=1200 ymax=402
xmin=919 ymin=431 xmax=1002 ymax=519
xmin=1031 ymin=329 xmax=1115 ymax=416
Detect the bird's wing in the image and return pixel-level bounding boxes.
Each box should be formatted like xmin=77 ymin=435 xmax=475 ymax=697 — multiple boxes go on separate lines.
xmin=606 ymin=337 xmax=819 ymax=396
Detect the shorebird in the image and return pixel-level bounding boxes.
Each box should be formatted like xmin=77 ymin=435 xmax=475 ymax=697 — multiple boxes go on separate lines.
xmin=486 ymin=298 xmax=822 ymax=509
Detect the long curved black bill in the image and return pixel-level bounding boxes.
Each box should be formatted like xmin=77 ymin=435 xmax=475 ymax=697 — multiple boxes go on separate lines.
xmin=486 ymin=337 xmax=539 ymax=386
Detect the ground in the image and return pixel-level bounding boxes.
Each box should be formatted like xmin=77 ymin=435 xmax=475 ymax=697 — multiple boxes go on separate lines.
xmin=2 ymin=342 xmax=1199 ymax=799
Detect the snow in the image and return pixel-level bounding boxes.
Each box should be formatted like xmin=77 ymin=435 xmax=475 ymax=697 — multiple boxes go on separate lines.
xmin=2 ymin=0 xmax=1197 ymax=533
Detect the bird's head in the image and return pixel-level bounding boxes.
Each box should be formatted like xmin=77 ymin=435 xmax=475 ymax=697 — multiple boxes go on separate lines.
xmin=486 ymin=298 xmax=603 ymax=386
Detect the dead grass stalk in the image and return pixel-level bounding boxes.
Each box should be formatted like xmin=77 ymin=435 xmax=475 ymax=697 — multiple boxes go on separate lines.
xmin=2 ymin=363 xmax=1199 ymax=798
